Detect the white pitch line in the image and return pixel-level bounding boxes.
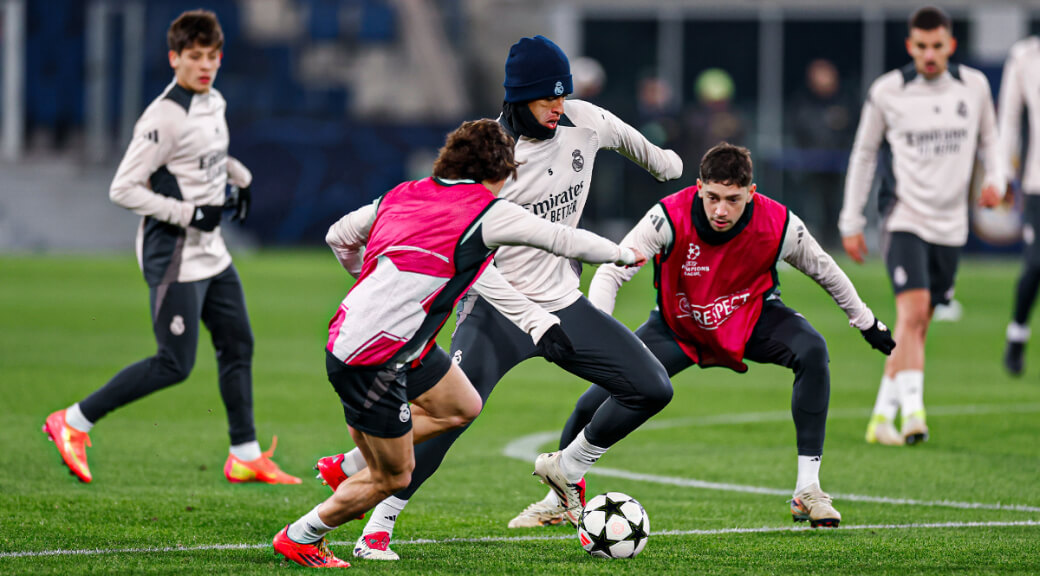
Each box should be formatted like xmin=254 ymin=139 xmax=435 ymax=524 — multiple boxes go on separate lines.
xmin=503 ymin=403 xmax=1040 ymax=514
xmin=3 ymin=520 xmax=1038 ymax=559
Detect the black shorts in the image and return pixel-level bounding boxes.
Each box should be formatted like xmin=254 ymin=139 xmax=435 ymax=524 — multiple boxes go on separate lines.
xmin=883 ymin=231 xmax=961 ymax=307
xmin=325 ymin=346 xmax=451 ymax=438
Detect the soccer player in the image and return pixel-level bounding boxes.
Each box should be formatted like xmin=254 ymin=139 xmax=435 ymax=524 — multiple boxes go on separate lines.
xmin=840 ymin=6 xmax=1004 ymax=446
xmin=513 ymin=142 xmax=895 ymax=528
xmin=999 ymin=36 xmax=1040 ymax=375
xmin=314 ymin=35 xmax=683 ymax=560
xmin=41 ymin=10 xmax=298 ymax=485
xmin=271 ymin=119 xmax=645 ymax=568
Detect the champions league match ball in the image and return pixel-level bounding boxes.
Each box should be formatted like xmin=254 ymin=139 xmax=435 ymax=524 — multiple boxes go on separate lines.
xmin=577 ymin=492 xmax=650 ymax=559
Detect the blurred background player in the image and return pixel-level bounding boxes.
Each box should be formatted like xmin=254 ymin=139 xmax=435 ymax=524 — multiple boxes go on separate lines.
xmin=513 ymin=142 xmax=895 ymax=529
xmin=272 ymin=119 xmax=644 ymax=568
xmin=839 ymin=6 xmax=1005 ymax=446
xmin=999 ymin=35 xmax=1040 ymax=376
xmin=314 ymin=34 xmax=682 ymax=560
xmin=41 ymin=9 xmax=298 ymax=485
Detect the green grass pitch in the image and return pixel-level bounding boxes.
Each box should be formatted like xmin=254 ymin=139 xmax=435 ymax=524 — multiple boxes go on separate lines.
xmin=1 ymin=251 xmax=1038 ymax=574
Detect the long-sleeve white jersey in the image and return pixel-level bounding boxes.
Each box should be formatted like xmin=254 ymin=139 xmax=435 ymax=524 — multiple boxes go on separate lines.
xmin=110 ymin=80 xmax=252 ymax=285
xmin=590 ymin=203 xmax=876 ymax=330
xmin=477 ymin=99 xmax=683 ymax=316
xmin=999 ymin=37 xmax=1040 ymax=195
xmin=840 ymin=64 xmax=1005 ymax=247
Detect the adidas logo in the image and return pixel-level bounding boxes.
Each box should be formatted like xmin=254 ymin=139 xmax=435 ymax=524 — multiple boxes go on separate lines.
xmin=195 ymin=207 xmax=204 ymax=221
xmin=385 ymin=515 xmax=397 ymax=522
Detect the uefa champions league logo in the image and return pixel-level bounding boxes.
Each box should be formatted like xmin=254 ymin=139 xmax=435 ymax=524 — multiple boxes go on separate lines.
xmin=554 ymin=81 xmax=565 ymax=96
xmin=682 ymin=243 xmax=709 ymax=277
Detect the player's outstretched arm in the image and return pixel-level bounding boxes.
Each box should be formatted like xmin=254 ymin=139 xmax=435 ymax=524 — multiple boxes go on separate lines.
xmin=573 ymin=100 xmax=682 ymax=182
xmin=974 ymin=70 xmax=1008 ymax=207
xmin=325 ymin=198 xmax=379 ymax=276
xmin=589 ymin=203 xmax=673 ymax=315
xmin=481 ymin=200 xmax=639 ymax=266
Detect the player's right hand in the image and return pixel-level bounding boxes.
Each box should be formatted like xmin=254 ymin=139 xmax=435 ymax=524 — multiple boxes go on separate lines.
xmin=860 ymin=318 xmax=896 ymax=355
xmin=842 ymin=233 xmax=867 ymax=264
xmin=537 ymin=324 xmax=575 ymax=364
xmin=189 ymin=204 xmax=223 ymax=232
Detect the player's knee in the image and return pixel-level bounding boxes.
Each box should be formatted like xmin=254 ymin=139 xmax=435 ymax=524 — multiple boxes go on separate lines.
xmin=384 ymin=468 xmax=414 ymax=494
xmin=154 ymin=350 xmax=193 ymax=383
xmin=643 ymin=379 xmax=674 ymax=412
xmin=799 ymin=332 xmax=829 ymax=370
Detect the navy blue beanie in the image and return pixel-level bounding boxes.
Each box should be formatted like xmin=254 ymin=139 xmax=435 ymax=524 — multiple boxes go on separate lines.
xmin=503 ymin=35 xmax=573 ymax=103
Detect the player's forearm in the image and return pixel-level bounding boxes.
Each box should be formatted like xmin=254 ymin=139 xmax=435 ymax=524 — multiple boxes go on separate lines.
xmin=326 ymin=201 xmax=377 ymax=275
xmin=786 ymin=239 xmax=873 ymax=329
xmin=612 ymin=121 xmax=683 ymax=182
xmin=587 ymin=268 xmax=626 ymax=315
xmin=227 ymin=156 xmax=253 ymax=188
xmin=483 ymin=202 xmax=634 ymax=265
xmin=109 ymin=179 xmax=194 ymax=227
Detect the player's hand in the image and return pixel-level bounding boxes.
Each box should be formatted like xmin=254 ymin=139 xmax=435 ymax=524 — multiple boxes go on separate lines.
xmin=842 ymin=233 xmax=868 ymax=264
xmin=860 ymin=318 xmax=896 ymax=355
xmin=978 ymin=184 xmax=1001 ymax=208
xmin=537 ymin=324 xmax=575 ymax=364
xmin=627 ymin=247 xmax=648 ymax=268
xmin=225 ymin=184 xmax=251 ymax=222
xmin=190 ymin=205 xmax=224 ymax=232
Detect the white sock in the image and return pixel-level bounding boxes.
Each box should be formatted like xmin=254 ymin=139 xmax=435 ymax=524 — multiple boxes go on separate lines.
xmin=229 ymin=441 xmax=262 ymax=461
xmin=341 ymin=448 xmax=368 ymax=476
xmin=361 ymin=496 xmax=408 ymax=538
xmin=1007 ymin=322 xmax=1031 ymax=343
xmin=64 ymin=403 xmax=94 ymax=433
xmin=540 ymin=489 xmax=560 ymax=507
xmin=795 ymin=455 xmax=822 ymax=494
xmin=559 ymin=430 xmax=608 ymax=483
xmin=896 ymin=370 xmax=925 ymax=416
xmin=871 ymin=375 xmax=900 ymax=421
xmin=287 ymin=505 xmax=336 ymax=544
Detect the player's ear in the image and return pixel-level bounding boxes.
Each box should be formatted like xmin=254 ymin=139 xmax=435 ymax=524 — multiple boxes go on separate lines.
xmin=696 ymin=178 xmax=703 ymax=193
xmin=747 ymin=183 xmax=756 ymax=200
xmin=948 ymin=36 xmax=958 ymax=56
xmin=168 ymin=50 xmax=179 ymax=69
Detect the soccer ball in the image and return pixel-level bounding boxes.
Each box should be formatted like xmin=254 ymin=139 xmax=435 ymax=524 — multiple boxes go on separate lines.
xmin=577 ymin=492 xmax=650 ymax=559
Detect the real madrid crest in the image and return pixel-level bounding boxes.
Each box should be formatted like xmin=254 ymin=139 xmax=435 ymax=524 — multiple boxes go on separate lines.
xmin=572 ymin=149 xmax=584 ymax=172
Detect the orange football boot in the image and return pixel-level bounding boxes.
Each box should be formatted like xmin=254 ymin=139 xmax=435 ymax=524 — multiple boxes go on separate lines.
xmin=224 ymin=436 xmax=302 ymax=484
xmin=273 ymin=525 xmax=350 ymax=568
xmin=43 ymin=410 xmax=92 ymax=483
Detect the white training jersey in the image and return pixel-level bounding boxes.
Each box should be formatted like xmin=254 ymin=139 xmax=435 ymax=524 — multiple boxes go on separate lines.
xmin=840 ymin=64 xmax=1005 ymax=247
xmin=999 ymin=36 xmax=1040 ymax=195
xmin=110 ymin=80 xmax=252 ymax=285
xmin=589 ymin=202 xmax=875 ymax=330
xmin=478 ymin=99 xmax=683 ymax=314
xmin=326 ymin=192 xmax=637 ymax=354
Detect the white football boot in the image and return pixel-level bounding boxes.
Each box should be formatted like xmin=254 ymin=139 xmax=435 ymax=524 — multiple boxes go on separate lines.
xmin=901 ymin=410 xmax=929 ymax=446
xmin=353 ymin=532 xmax=399 ymax=561
xmin=508 ymin=499 xmax=570 ymax=528
xmin=865 ymin=414 xmax=904 ymax=446
xmin=790 ymin=483 xmax=841 ymax=528
xmin=532 ymin=452 xmax=586 ymax=525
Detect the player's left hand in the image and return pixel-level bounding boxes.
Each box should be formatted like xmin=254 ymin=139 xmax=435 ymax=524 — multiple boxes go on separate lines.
xmin=978 ymin=184 xmax=1001 ymax=208
xmin=861 ymin=318 xmax=896 ymax=355
xmin=225 ymin=184 xmax=251 ymax=222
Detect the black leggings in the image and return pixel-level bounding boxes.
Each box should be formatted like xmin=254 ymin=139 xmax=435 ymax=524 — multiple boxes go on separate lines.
xmin=561 ymin=302 xmax=830 ymax=456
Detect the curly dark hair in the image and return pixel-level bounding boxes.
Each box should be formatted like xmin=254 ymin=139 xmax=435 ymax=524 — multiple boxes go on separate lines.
xmin=433 ymin=119 xmax=520 ymax=183
xmin=699 ymin=142 xmax=753 ymax=187
xmin=168 ymin=9 xmax=224 ymax=53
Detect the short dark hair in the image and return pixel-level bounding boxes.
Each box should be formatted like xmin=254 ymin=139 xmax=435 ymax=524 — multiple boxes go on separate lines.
xmin=168 ymin=9 xmax=224 ymax=53
xmin=433 ymin=120 xmax=520 ymax=183
xmin=909 ymin=6 xmax=951 ymax=33
xmin=699 ymin=142 xmax=752 ymax=188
